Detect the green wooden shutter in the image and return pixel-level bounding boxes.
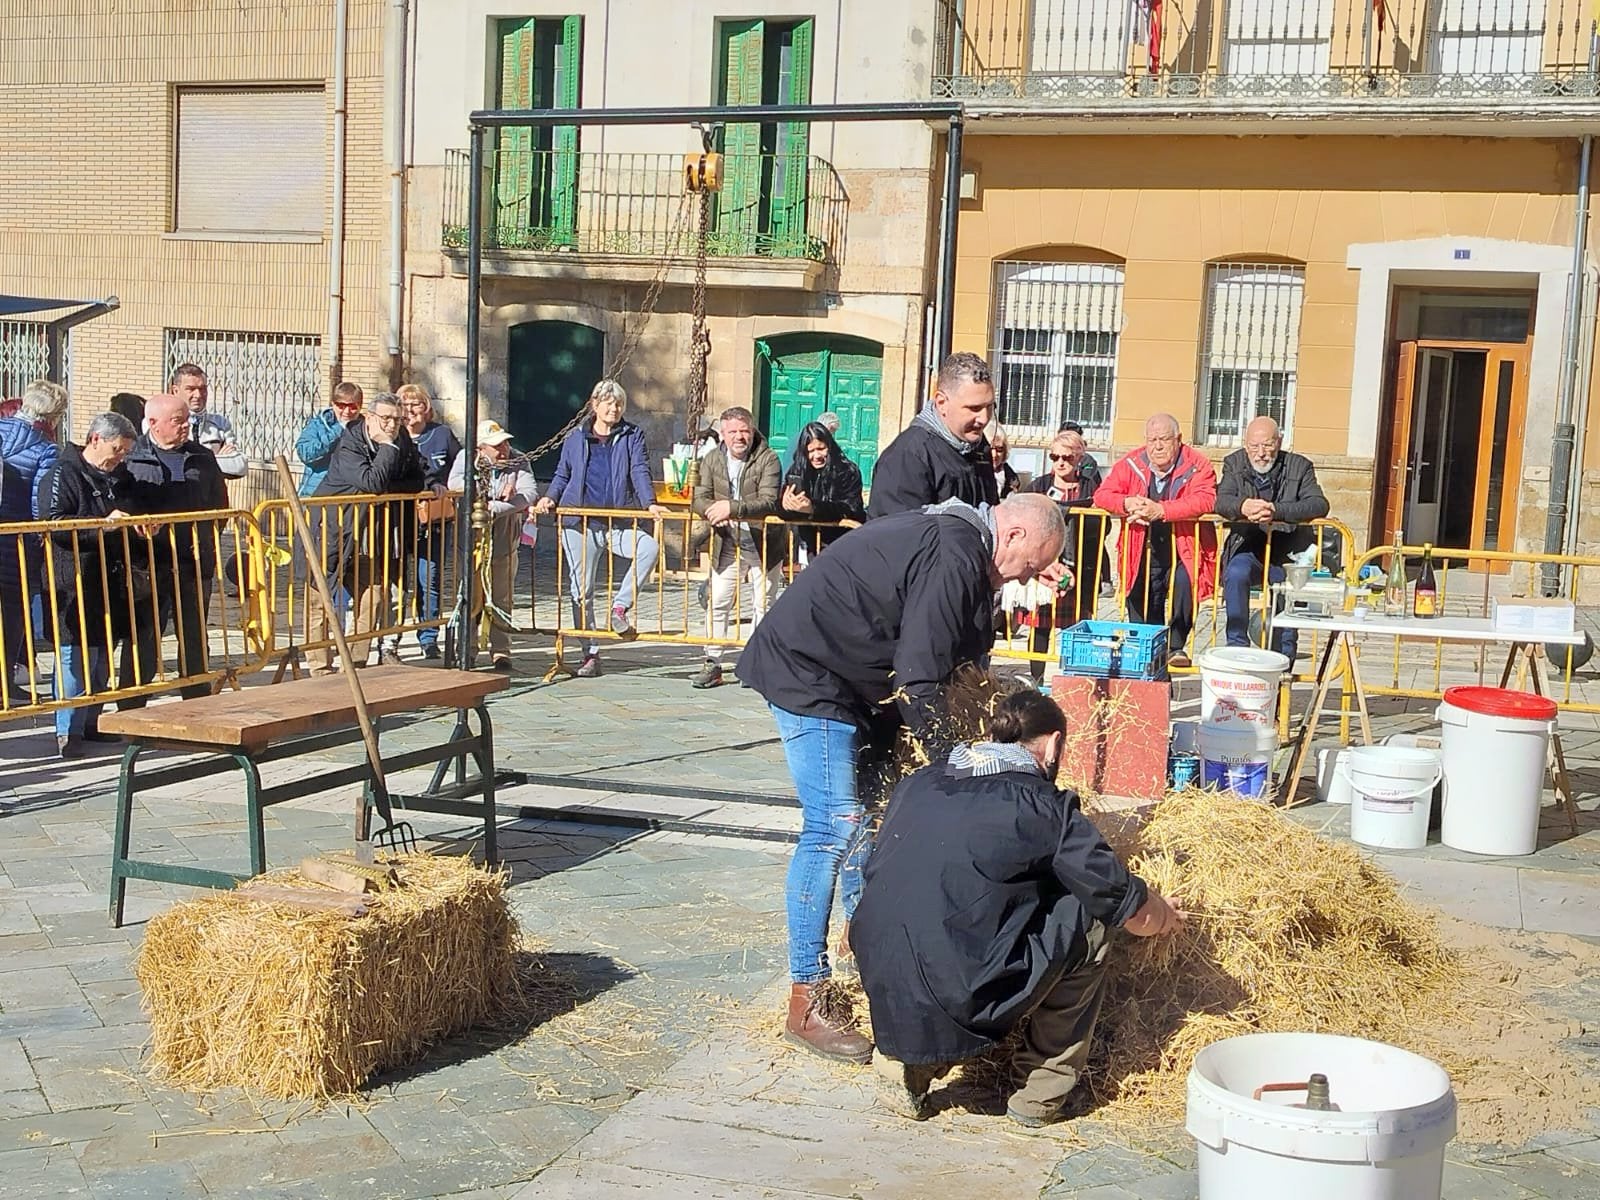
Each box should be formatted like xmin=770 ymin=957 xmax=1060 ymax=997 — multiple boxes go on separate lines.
xmin=495 ymin=18 xmax=537 ymax=245
xmin=549 ymin=15 xmax=583 ymax=247
xmin=716 ymin=20 xmax=765 ymax=256
xmin=771 ymin=19 xmax=813 ymax=256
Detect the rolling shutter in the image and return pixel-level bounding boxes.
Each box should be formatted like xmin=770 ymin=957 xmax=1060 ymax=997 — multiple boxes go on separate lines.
xmin=175 ymin=88 xmax=325 ymax=234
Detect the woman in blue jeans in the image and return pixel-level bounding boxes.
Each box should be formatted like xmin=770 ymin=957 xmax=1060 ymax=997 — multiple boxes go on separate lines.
xmin=738 ymin=494 xmax=1067 ymax=1063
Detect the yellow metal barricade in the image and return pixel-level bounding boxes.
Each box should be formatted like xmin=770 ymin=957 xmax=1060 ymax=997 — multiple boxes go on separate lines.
xmin=250 ymin=491 xmax=466 ymax=675
xmin=529 ymin=505 xmax=853 ymax=674
xmin=0 ymin=508 xmax=270 ymax=721
xmin=1345 ymin=542 xmax=1600 ymax=714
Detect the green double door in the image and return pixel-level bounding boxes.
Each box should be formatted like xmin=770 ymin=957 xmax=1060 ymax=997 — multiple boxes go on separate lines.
xmin=506 ymin=321 xmax=604 ymax=475
xmin=757 ymin=335 xmax=883 ymax=485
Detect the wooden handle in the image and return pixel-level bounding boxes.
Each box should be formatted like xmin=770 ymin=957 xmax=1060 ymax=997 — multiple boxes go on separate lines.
xmin=272 ymin=457 xmax=389 ymax=837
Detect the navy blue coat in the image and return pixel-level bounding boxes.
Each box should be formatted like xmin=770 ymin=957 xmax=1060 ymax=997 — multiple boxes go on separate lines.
xmin=853 ymin=762 xmax=1147 ymax=1065
xmin=1 ymin=416 xmax=58 ymax=523
xmin=544 ymin=417 xmax=655 ymax=527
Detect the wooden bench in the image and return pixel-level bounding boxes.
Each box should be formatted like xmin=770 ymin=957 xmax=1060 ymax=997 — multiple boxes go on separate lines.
xmin=97 ymin=666 xmax=508 ymax=926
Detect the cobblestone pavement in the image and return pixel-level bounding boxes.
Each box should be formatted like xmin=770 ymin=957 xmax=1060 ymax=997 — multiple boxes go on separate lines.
xmin=1 ymin=637 xmax=1598 ymax=1198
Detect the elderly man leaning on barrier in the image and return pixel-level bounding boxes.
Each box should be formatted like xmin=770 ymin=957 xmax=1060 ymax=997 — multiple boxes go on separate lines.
xmin=450 ymin=421 xmax=537 ymax=673
xmin=0 ymin=380 xmax=64 ymax=693
xmin=691 ymin=405 xmax=782 ymax=691
xmin=737 ymin=492 xmax=1068 ymax=1065
xmin=119 ymin=392 xmax=230 ymax=704
xmin=37 ymin=412 xmax=137 ymax=756
xmin=1215 ymin=416 xmax=1329 ymax=662
xmin=865 ymin=352 xmax=999 ymax=519
xmin=534 ymin=379 xmax=668 ymax=679
xmin=1093 ymin=413 xmax=1218 ymax=670
xmin=314 ymin=392 xmax=426 ymax=669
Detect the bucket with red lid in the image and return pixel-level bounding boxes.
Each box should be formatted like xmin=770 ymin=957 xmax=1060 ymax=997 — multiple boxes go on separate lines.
xmin=1435 ymin=687 xmax=1558 ymax=856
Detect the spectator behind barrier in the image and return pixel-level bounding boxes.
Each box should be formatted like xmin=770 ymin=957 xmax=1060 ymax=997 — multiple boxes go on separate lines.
xmin=1017 ymin=429 xmax=1102 ymax=683
xmin=1215 ymin=416 xmax=1330 ymax=663
xmin=1 ymin=381 xmax=66 ymax=690
xmin=1092 ymin=413 xmax=1218 ymax=670
xmin=779 ymin=418 xmax=865 ymax=560
xmin=37 ymin=412 xmax=137 ymax=757
xmin=118 ymin=392 xmax=230 ymax=704
xmin=448 ymin=420 xmax=536 ymax=672
xmin=168 ymin=364 xmax=246 ymax=479
xmin=296 ymin=381 xmax=364 ymax=497
xmin=989 ymin=425 xmax=1020 ymax=500
xmin=394 ymin=383 xmax=462 ymax=661
xmin=535 ymin=379 xmax=668 ymax=678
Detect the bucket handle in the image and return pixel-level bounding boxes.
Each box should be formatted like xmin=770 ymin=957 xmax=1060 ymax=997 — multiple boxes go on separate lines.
xmin=1338 ymin=758 xmax=1442 ymax=800
xmin=1435 ymin=704 xmax=1558 ymax=736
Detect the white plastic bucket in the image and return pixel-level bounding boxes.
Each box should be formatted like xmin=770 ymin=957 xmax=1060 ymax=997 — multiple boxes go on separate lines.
xmin=1344 ymin=746 xmax=1442 ymax=850
xmin=1187 ymin=1032 xmax=1456 ymax=1200
xmin=1316 ymin=747 xmax=1352 ymax=805
xmin=1436 ymin=686 xmax=1558 ymax=856
xmin=1197 ymin=647 xmax=1290 ymax=731
xmin=1198 ymin=721 xmax=1278 ymax=801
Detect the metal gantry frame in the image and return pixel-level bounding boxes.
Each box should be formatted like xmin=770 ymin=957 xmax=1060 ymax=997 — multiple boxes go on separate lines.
xmin=453 ymin=100 xmax=964 ymax=673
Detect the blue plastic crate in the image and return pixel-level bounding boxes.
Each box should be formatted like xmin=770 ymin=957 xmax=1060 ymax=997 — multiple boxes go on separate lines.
xmin=1057 ymin=620 xmax=1170 ymax=681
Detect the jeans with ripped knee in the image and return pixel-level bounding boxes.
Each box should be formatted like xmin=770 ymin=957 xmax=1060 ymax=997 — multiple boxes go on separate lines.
xmin=768 ymin=704 xmax=870 ymax=984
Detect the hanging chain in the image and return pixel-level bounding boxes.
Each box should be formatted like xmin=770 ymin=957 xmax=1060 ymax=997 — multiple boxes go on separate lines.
xmin=686 ymin=186 xmax=712 ymax=442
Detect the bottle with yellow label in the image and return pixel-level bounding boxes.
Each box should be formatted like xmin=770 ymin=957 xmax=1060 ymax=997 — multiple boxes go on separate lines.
xmin=1413 ymin=544 xmax=1439 ymax=619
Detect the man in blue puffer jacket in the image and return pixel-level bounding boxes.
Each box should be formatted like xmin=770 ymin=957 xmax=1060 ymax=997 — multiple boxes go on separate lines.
xmin=533 ymin=379 xmax=667 ymax=678
xmin=1 ymin=381 xmax=65 ymax=690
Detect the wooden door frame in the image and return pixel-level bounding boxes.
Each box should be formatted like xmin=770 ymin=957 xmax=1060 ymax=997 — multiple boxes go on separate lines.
xmin=1380 ymin=335 xmax=1531 ymax=561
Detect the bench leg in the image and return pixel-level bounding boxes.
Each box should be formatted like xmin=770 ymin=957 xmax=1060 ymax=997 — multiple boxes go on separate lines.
xmin=474 ymin=703 xmax=498 ymax=867
xmin=235 ymin=754 xmax=268 ymax=877
xmin=109 ymin=742 xmax=146 ymax=928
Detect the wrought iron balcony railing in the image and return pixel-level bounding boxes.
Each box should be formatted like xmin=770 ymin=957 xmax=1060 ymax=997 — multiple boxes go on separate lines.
xmin=934 ymin=0 xmax=1600 ymax=105
xmin=442 ymin=148 xmax=846 ymax=264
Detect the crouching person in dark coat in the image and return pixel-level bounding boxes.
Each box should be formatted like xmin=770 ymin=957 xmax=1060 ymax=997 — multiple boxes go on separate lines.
xmin=854 ymin=690 xmax=1185 ymax=1127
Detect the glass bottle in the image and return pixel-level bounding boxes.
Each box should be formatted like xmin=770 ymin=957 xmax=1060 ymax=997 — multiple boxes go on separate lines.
xmin=1384 ymin=534 xmax=1407 ymax=617
xmin=1412 ymin=544 xmax=1439 ymax=619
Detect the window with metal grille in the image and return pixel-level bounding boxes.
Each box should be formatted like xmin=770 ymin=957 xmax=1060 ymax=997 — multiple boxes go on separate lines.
xmin=174 ymin=87 xmax=326 ymax=234
xmin=990 ymin=260 xmax=1123 ymax=444
xmin=163 ymin=329 xmax=321 ymax=463
xmin=1198 ymin=262 xmax=1304 ymax=446
xmin=1432 ymin=0 xmax=1543 ymax=75
xmin=0 ymin=321 xmax=52 ymax=400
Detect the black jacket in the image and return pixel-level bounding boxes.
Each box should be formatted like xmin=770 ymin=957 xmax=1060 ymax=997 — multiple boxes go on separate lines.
xmin=122 ymin=434 xmax=229 ymax=577
xmin=1214 ymin=449 xmax=1329 ymax=563
xmin=314 ymin=421 xmax=426 ymax=565
xmin=782 ymin=451 xmax=865 ymax=555
xmin=737 ymin=507 xmax=995 ymax=746
xmin=853 ymin=761 xmax=1146 ymax=1065
xmin=37 ymin=445 xmax=131 ymax=647
xmin=866 ymin=422 xmax=997 ymax=519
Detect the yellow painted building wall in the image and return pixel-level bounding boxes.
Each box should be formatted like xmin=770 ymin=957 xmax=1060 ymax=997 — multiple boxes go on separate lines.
xmin=955 ymin=134 xmax=1584 ymax=441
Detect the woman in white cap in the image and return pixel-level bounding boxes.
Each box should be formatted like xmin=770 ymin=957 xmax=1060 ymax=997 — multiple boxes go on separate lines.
xmin=449 ymin=420 xmax=538 ymax=672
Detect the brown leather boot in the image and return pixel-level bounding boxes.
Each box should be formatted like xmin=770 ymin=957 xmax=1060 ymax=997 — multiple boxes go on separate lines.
xmin=784 ymin=983 xmax=873 ymax=1064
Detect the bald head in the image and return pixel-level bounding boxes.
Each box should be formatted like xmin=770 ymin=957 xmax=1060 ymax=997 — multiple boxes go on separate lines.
xmin=991 ymin=493 xmax=1067 ymax=587
xmin=145 ymin=392 xmax=189 ymax=450
xmin=1243 ymin=416 xmax=1282 ymax=472
xmin=1144 ymin=412 xmax=1183 ymax=472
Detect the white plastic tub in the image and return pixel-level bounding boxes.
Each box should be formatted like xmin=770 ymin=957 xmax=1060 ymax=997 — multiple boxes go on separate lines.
xmin=1197 ymin=646 xmax=1290 ymax=731
xmin=1198 ymin=721 xmax=1278 ymax=801
xmin=1436 ymin=686 xmax=1557 ymax=856
xmin=1345 ymin=746 xmax=1442 ymax=850
xmin=1187 ymin=1032 xmax=1456 ymax=1200
xmin=1316 ymin=747 xmax=1352 ymax=805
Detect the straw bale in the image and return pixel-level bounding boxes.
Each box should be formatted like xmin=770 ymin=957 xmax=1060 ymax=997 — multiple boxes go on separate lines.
xmin=136 ymin=853 xmax=519 ymax=1100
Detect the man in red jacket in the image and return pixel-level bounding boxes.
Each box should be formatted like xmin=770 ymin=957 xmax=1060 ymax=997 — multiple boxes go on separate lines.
xmin=1093 ymin=414 xmax=1217 ymax=668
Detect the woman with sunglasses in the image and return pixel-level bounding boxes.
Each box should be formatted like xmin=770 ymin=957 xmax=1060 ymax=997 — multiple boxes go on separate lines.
xmin=1015 ymin=430 xmax=1100 ymax=682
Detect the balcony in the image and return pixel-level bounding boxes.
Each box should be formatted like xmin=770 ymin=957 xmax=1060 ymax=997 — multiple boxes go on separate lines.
xmin=441 ymin=149 xmax=847 ymax=289
xmin=934 ymin=0 xmax=1600 ymax=114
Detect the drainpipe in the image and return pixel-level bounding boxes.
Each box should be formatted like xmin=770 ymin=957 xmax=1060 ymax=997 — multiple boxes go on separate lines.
xmin=1564 ymin=269 xmax=1597 ymax=576
xmin=385 ymin=0 xmax=409 ymax=366
xmin=1543 ymin=134 xmax=1592 ymax=595
xmin=325 ymin=0 xmax=349 ymax=385
xmin=932 ymin=113 xmax=964 ymax=365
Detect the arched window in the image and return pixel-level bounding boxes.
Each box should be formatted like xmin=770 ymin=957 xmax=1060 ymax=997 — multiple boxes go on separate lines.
xmin=1198 ymin=260 xmax=1305 ymax=446
xmin=989 ymin=257 xmax=1124 ymax=444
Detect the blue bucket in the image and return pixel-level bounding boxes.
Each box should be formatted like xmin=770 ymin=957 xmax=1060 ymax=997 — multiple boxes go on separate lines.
xmin=1169 ymin=753 xmax=1201 ymax=790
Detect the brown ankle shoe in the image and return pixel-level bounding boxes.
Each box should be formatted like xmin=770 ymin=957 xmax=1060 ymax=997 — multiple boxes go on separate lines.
xmin=784 ymin=983 xmax=873 ymax=1064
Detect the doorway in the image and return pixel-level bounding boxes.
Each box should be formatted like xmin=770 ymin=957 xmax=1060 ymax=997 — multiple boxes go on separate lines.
xmin=755 ymin=334 xmax=883 ymax=484
xmin=506 ymin=320 xmax=604 ymax=475
xmin=1381 ymin=339 xmax=1528 ymax=556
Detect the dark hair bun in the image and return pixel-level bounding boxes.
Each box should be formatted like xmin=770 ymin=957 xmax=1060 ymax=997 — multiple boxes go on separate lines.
xmin=986 ymin=689 xmax=1067 ymax=744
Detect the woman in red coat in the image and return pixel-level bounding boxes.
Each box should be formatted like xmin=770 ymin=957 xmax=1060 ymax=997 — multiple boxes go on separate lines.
xmin=1092 ymin=413 xmax=1217 ymax=668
